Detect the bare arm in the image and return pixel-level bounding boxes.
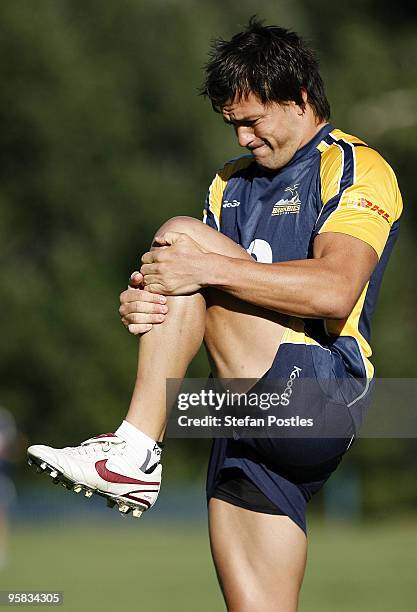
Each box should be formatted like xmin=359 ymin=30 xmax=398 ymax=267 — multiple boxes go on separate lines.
xmin=140 ymin=230 xmax=378 ymax=320
xmin=204 ymin=232 xmax=378 ymax=319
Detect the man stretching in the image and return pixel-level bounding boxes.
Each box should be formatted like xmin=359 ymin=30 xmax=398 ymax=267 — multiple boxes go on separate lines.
xmin=28 ymin=19 xmax=402 ymax=611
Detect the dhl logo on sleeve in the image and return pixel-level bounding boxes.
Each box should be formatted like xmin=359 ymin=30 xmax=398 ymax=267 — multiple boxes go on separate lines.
xmin=340 ymin=196 xmax=392 ymax=224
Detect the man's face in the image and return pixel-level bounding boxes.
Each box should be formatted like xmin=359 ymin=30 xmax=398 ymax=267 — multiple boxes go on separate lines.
xmin=221 ymin=92 xmax=307 ymax=171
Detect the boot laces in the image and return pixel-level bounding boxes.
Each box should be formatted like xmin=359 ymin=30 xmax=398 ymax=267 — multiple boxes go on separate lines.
xmin=66 ymin=437 xmax=126 ymax=457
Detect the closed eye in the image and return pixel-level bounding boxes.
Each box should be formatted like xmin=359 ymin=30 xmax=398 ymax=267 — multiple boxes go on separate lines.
xmin=223 ymin=118 xmax=261 ymax=128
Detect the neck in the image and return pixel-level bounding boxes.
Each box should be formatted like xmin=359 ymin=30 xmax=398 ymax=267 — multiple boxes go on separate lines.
xmin=299 ymin=108 xmax=328 ymax=148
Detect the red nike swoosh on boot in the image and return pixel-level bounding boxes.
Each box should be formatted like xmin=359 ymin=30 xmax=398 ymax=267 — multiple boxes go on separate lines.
xmin=95 ymin=459 xmax=160 ymax=485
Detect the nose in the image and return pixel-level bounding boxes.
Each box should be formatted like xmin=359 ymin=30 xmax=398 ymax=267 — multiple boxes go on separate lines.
xmin=235 ymin=125 xmax=255 ymax=148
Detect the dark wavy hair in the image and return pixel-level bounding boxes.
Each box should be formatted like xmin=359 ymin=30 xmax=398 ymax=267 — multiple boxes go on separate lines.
xmin=201 ymin=17 xmax=330 ymax=121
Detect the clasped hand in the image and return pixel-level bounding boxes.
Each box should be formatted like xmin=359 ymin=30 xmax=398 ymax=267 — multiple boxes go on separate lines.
xmin=119 ymin=231 xmax=208 ymax=335
xmin=140 ymin=231 xmax=208 ymax=295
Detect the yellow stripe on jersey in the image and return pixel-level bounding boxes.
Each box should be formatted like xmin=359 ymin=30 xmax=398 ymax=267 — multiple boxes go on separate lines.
xmin=205 ymin=156 xmax=253 ymax=229
xmin=324 ymin=283 xmax=375 ymax=378
xmin=280 ymin=317 xmax=328 ymax=349
xmin=328 ymin=129 xmax=367 ymax=146
xmin=318 ymin=131 xmax=403 ymax=258
xmin=317 ymin=140 xmax=344 ymax=204
xmin=316 ymin=129 xmax=403 ymax=378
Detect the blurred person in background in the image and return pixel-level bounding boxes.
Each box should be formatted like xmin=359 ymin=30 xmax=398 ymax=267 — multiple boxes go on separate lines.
xmin=0 ymin=407 xmax=17 ymax=570
xmin=27 ymin=18 xmax=402 ymax=611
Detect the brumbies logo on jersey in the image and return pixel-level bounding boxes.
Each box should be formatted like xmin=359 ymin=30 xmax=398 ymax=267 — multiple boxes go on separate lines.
xmin=271 ymin=184 xmax=301 ymax=216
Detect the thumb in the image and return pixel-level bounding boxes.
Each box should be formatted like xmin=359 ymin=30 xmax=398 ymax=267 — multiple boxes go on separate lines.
xmin=128 ymin=271 xmax=144 ymax=288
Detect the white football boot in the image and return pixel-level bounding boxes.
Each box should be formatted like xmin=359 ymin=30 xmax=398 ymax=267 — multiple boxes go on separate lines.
xmin=27 ymin=433 xmax=162 ymax=518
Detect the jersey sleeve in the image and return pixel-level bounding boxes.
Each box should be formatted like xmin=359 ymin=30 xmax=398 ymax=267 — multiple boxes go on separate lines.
xmin=315 ymin=145 xmax=403 ymax=258
xmin=202 ymin=173 xmax=223 ymax=231
xmin=202 ymin=155 xmax=254 ymax=231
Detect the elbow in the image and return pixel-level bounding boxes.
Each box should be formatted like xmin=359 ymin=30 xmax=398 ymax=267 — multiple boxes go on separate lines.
xmin=328 ymin=301 xmax=354 ymax=320
xmin=314 ymin=289 xmax=356 ymax=320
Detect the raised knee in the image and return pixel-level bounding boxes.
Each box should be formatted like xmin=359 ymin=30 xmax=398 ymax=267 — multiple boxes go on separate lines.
xmin=157 ymin=215 xmax=204 ymax=237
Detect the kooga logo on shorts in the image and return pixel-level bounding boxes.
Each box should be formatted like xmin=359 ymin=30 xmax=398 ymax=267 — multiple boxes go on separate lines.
xmin=281 ymin=365 xmax=302 ymax=406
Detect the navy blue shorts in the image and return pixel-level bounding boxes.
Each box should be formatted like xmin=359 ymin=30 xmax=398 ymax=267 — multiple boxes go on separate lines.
xmin=207 ymin=334 xmax=372 ymax=534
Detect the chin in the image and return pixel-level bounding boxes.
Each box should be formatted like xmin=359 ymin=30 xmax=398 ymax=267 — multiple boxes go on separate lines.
xmin=255 ymin=158 xmax=284 ymax=171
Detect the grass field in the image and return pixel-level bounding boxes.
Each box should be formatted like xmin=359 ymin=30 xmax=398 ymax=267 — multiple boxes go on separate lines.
xmin=3 ymin=518 xmax=417 ymax=611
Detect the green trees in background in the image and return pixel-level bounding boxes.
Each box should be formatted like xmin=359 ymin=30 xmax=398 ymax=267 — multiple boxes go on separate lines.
xmin=1 ymin=1 xmax=416 ymax=512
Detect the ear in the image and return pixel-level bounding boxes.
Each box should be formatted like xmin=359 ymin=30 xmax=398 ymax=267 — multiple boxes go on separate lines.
xmin=300 ymin=88 xmax=308 ymax=104
xmin=295 ymin=88 xmax=308 ymax=116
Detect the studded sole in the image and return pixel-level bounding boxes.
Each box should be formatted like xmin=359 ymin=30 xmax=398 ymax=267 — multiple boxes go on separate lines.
xmin=27 ymin=454 xmax=145 ymax=518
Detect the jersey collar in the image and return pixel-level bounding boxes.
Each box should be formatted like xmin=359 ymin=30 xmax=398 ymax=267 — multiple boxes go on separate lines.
xmin=286 ymin=123 xmax=334 ymax=167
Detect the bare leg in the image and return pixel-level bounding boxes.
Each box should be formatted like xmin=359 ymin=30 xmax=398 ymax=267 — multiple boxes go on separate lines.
xmin=0 ymin=512 xmax=8 ymax=569
xmin=125 ymin=216 xmax=306 ymax=607
xmin=209 ymin=499 xmax=307 ymax=612
xmin=125 ymin=216 xmax=288 ymax=439
xmin=125 ymin=293 xmax=206 ymax=440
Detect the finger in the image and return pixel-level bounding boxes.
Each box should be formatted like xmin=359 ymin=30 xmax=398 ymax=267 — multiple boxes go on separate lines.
xmin=154 ymin=231 xmax=183 ymax=246
xmin=142 ymin=247 xmax=171 ymax=265
xmin=145 ymin=283 xmax=167 ymax=294
xmin=119 ymin=301 xmax=168 ymax=316
xmin=141 ymin=273 xmax=161 ymax=287
xmin=121 ymin=312 xmax=165 ymax=326
xmin=152 ymin=236 xmax=170 ymax=246
xmin=127 ymin=323 xmax=153 ymax=335
xmin=122 ymin=312 xmax=166 ymax=325
xmin=140 ymin=263 xmax=160 ymax=276
xmin=120 ymin=288 xmax=167 ymax=304
xmin=141 ymin=251 xmax=154 ymax=264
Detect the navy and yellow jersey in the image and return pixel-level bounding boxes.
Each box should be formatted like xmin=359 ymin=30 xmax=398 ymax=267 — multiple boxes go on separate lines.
xmin=203 ymin=124 xmax=403 ymax=380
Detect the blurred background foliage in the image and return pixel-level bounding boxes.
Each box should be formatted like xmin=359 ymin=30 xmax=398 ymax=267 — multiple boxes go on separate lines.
xmin=1 ymin=0 xmax=416 ymax=516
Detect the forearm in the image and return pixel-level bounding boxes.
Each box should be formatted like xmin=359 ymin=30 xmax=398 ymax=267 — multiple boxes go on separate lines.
xmin=139 ymin=229 xmax=377 ymax=318
xmin=205 ymin=253 xmax=351 ymax=319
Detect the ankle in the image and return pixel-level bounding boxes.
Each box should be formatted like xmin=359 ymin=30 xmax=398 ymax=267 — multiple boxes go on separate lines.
xmin=115 ymin=420 xmax=163 ymax=470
